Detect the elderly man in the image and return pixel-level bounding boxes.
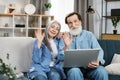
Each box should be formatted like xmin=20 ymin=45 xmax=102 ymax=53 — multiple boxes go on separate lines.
xmin=62 ymin=12 xmax=108 ymax=80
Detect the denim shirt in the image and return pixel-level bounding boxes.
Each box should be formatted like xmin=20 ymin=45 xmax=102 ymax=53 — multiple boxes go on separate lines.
xmin=27 ymin=39 xmax=66 ymax=79
xmin=66 ymin=30 xmax=105 ymax=65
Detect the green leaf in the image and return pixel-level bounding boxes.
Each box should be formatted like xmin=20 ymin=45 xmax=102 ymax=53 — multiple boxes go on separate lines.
xmin=44 ymin=2 xmax=52 ymax=10
xmin=111 ymin=16 xmax=120 ymax=28
xmin=0 ymin=55 xmax=16 ymax=80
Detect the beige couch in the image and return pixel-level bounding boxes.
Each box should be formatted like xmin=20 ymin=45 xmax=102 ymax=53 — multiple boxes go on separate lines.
xmin=0 ymin=37 xmax=35 ymax=74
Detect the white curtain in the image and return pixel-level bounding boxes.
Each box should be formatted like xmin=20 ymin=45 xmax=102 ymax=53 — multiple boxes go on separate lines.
xmin=74 ymin=0 xmax=88 ymax=30
xmin=30 ymin=0 xmax=47 ymax=14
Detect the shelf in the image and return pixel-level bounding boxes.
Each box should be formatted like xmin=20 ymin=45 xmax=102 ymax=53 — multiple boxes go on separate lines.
xmin=28 ymin=27 xmax=41 ymax=29
xmin=102 ymin=0 xmax=120 ymax=34
xmin=105 ymin=0 xmax=120 ymax=1
xmin=0 ymin=13 xmax=54 ymax=37
xmin=102 ymin=34 xmax=120 ymax=40
xmin=0 ymin=27 xmax=13 ymax=29
xmin=102 ymin=16 xmax=120 ymax=18
xmin=0 ymin=13 xmax=54 ymax=16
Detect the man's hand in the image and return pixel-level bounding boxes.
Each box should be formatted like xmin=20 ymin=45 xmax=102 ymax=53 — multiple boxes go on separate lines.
xmin=88 ymin=60 xmax=99 ymax=68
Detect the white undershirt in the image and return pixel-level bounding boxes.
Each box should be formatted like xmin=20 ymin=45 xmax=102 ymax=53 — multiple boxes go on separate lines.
xmin=49 ymin=40 xmax=58 ymax=67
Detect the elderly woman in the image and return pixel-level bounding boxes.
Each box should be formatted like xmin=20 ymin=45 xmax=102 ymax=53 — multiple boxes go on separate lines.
xmin=27 ymin=20 xmax=66 ymax=80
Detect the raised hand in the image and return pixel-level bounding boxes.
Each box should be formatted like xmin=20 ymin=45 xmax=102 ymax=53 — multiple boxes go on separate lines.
xmin=63 ymin=32 xmax=72 ymax=50
xmin=35 ymin=29 xmax=45 ymax=48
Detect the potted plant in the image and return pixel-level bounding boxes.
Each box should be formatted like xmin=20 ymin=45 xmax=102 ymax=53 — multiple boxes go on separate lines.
xmin=111 ymin=16 xmax=120 ymax=34
xmin=0 ymin=54 xmax=16 ymax=80
xmin=44 ymin=2 xmax=52 ymax=14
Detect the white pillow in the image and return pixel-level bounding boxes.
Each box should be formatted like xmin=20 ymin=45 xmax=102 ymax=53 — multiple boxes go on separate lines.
xmin=111 ymin=54 xmax=120 ymax=63
xmin=105 ymin=54 xmax=120 ymax=75
xmin=105 ymin=63 xmax=120 ymax=75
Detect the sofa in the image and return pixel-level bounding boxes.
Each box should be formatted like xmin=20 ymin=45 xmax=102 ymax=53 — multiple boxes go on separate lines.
xmin=98 ymin=39 xmax=120 ymax=80
xmin=0 ymin=37 xmax=120 ymax=80
xmin=0 ymin=37 xmax=34 ymax=80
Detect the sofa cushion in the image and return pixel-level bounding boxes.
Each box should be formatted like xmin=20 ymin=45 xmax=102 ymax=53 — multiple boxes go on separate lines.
xmin=105 ymin=54 xmax=120 ymax=75
xmin=109 ymin=74 xmax=120 ymax=80
xmin=105 ymin=63 xmax=120 ymax=75
xmin=98 ymin=40 xmax=120 ymax=80
xmin=111 ymin=54 xmax=120 ymax=63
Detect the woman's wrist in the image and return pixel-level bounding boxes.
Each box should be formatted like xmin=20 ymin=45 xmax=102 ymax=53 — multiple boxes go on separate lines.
xmin=37 ymin=40 xmax=42 ymax=48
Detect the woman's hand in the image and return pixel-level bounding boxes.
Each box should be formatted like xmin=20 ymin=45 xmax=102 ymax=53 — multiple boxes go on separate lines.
xmin=87 ymin=60 xmax=99 ymax=68
xmin=35 ymin=29 xmax=45 ymax=48
xmin=63 ymin=32 xmax=72 ymax=50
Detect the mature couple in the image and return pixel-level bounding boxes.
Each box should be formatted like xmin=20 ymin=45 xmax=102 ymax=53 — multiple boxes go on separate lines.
xmin=27 ymin=12 xmax=108 ymax=80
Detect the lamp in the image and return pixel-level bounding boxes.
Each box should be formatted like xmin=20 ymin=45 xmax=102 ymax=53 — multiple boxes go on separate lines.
xmin=86 ymin=6 xmax=95 ymax=14
xmin=86 ymin=6 xmax=101 ymax=39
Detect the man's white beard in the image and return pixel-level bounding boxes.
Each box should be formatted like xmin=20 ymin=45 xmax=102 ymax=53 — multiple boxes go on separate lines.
xmin=69 ymin=25 xmax=82 ymax=36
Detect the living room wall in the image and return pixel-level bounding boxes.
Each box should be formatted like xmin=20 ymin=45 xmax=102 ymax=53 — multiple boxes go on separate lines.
xmin=50 ymin=0 xmax=74 ymax=32
xmin=1 ymin=0 xmax=120 ymax=38
xmin=0 ymin=0 xmax=74 ymax=33
xmin=93 ymin=0 xmax=120 ymax=36
xmin=0 ymin=0 xmax=26 ymax=14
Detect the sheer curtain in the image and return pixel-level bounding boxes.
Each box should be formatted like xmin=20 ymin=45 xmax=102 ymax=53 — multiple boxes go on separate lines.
xmin=74 ymin=0 xmax=103 ymax=38
xmin=74 ymin=0 xmax=88 ymax=30
xmin=30 ymin=0 xmax=47 ymax=14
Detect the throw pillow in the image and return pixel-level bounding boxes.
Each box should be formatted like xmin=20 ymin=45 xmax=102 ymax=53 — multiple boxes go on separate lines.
xmin=105 ymin=63 xmax=120 ymax=75
xmin=111 ymin=54 xmax=120 ymax=63
xmin=105 ymin=54 xmax=120 ymax=75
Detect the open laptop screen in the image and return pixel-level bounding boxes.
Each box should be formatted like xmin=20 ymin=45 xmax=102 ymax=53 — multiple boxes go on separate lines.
xmin=64 ymin=48 xmax=100 ymax=67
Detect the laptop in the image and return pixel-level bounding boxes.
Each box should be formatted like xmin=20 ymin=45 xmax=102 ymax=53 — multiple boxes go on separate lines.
xmin=64 ymin=48 xmax=100 ymax=67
